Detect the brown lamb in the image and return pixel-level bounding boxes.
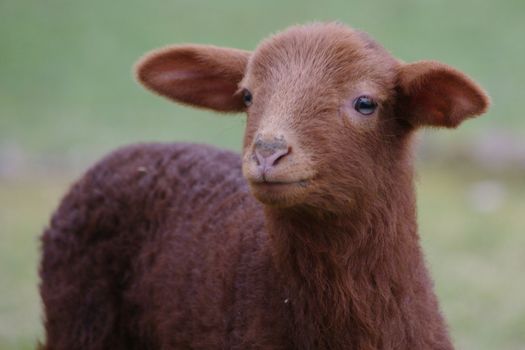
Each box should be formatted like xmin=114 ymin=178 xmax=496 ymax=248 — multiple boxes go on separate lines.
xmin=40 ymin=22 xmax=490 ymax=349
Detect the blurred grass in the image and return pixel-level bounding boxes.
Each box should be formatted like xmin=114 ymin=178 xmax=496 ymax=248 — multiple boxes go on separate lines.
xmin=0 ymin=0 xmax=524 ymax=349
xmin=1 ymin=0 xmax=525 ymax=155
xmin=418 ymin=168 xmax=525 ymax=349
xmin=0 ymin=178 xmax=67 ymax=350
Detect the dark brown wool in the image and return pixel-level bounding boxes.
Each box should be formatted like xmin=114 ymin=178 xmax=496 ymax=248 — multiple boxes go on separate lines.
xmin=40 ymin=23 xmax=490 ymax=349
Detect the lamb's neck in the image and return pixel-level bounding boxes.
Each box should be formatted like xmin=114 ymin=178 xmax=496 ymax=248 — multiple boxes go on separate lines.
xmin=264 ymin=182 xmax=437 ymax=348
xmin=265 ymin=185 xmax=421 ymax=288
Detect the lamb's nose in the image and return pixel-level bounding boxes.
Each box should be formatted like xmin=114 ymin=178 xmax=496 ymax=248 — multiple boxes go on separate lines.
xmin=254 ymin=136 xmax=290 ymax=169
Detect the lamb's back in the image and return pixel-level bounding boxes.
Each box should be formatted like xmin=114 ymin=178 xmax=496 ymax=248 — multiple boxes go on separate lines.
xmin=40 ymin=143 xmax=268 ymax=349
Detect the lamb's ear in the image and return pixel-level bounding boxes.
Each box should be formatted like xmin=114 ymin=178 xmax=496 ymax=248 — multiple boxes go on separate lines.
xmin=135 ymin=45 xmax=250 ymax=112
xmin=397 ymin=61 xmax=490 ymax=128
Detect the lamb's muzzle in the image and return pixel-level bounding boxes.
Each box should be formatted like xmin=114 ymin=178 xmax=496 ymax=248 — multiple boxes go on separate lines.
xmin=253 ymin=134 xmax=291 ymax=172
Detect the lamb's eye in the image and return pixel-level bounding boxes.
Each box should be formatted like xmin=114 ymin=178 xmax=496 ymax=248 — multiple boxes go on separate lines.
xmin=242 ymin=89 xmax=253 ymax=107
xmin=353 ymin=96 xmax=377 ymax=115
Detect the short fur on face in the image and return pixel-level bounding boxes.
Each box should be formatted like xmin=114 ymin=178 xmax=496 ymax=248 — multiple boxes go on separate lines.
xmin=136 ymin=22 xmax=490 ymax=213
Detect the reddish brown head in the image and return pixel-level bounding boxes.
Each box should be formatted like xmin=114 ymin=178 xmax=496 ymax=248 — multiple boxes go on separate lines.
xmin=136 ymin=22 xmax=489 ymax=213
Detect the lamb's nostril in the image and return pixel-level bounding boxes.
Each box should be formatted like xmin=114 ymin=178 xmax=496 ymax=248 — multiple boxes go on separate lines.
xmin=254 ymin=146 xmax=291 ymax=169
xmin=267 ymin=147 xmax=290 ymax=167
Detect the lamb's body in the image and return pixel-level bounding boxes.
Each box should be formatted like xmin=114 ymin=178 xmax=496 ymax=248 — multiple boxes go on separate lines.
xmin=40 ymin=23 xmax=490 ymax=349
xmin=41 ymin=143 xmax=451 ymax=349
xmin=41 ymin=143 xmax=284 ymax=349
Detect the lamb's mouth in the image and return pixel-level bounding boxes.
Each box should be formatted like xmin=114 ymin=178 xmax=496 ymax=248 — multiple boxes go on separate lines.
xmin=247 ymin=178 xmax=314 ymax=207
xmin=251 ymin=179 xmax=310 ymax=188
xmin=247 ymin=178 xmax=313 ymax=205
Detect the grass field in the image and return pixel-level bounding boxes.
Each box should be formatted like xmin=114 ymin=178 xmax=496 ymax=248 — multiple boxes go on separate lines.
xmin=1 ymin=0 xmax=524 ymax=348
xmin=1 ymin=0 xmax=525 ymax=155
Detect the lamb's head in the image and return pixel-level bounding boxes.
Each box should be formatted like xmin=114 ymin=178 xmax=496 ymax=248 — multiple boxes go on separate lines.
xmin=136 ymin=22 xmax=489 ymax=212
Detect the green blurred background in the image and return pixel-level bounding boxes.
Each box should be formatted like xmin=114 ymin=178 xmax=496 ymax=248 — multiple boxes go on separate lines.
xmin=1 ymin=0 xmax=524 ymax=349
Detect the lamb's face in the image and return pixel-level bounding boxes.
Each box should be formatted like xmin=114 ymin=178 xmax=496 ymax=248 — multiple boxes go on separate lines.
xmin=240 ymin=24 xmax=400 ymax=209
xmin=136 ymin=22 xmax=489 ymax=213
